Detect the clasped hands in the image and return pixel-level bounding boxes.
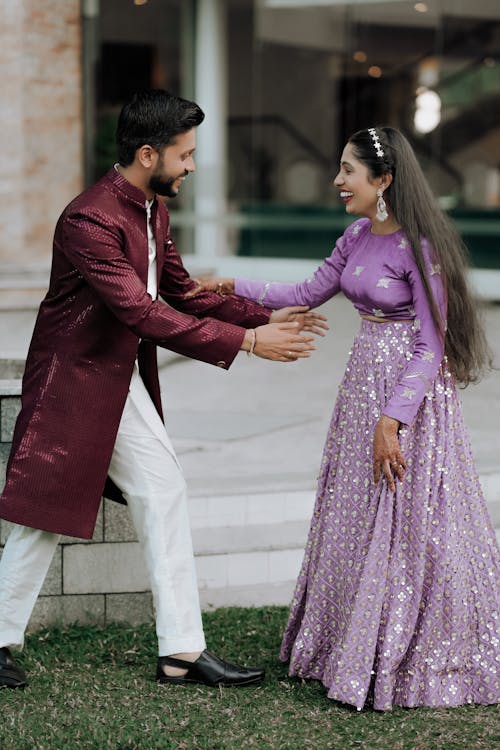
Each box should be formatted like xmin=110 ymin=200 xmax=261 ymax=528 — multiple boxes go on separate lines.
xmin=187 ymin=276 xmax=329 ymax=362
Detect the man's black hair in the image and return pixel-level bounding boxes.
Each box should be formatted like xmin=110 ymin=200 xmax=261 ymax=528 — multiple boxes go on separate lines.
xmin=116 ymin=89 xmax=205 ymax=166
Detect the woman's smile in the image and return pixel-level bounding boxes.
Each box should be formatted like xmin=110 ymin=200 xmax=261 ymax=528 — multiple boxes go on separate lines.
xmin=340 ymin=190 xmax=354 ymax=204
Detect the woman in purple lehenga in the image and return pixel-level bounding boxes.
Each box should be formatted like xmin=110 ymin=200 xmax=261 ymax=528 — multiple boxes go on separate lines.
xmin=189 ymin=127 xmax=499 ymax=710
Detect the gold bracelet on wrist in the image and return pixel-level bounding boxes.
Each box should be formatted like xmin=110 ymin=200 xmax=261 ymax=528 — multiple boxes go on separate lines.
xmin=247 ymin=329 xmax=256 ymax=358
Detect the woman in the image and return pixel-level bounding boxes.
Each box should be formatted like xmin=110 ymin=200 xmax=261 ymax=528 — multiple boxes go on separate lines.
xmin=188 ymin=127 xmax=499 ymax=710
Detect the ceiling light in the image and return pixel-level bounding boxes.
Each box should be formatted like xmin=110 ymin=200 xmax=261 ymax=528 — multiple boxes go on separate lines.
xmin=414 ymin=90 xmax=441 ymax=133
xmin=368 ymin=66 xmax=382 ymax=78
xmin=353 ymin=51 xmax=367 ymax=63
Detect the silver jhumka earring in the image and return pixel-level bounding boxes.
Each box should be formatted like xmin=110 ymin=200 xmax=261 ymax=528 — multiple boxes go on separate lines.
xmin=376 ymin=188 xmax=389 ymax=222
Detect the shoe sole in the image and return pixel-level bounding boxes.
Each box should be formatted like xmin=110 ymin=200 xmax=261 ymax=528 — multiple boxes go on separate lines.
xmin=157 ymin=674 xmax=264 ymax=688
xmin=0 ymin=678 xmax=28 ymax=689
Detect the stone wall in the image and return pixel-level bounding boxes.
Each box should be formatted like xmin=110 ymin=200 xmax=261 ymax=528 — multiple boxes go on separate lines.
xmin=0 ymin=381 xmax=154 ymax=631
xmin=0 ymin=0 xmax=82 ymax=270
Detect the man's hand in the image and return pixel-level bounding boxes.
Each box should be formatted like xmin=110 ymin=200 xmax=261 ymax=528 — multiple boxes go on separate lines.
xmin=242 ymin=322 xmax=315 ymax=362
xmin=185 ymin=277 xmax=234 ymax=297
xmin=269 ymin=306 xmax=329 ymax=336
xmin=373 ymin=415 xmax=406 ymax=493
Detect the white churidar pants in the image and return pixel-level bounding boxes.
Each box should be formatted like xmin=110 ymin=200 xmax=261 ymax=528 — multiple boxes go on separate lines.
xmin=0 ymin=366 xmax=206 ymax=656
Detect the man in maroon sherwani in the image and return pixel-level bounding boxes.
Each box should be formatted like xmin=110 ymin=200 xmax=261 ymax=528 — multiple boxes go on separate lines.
xmin=0 ymin=90 xmax=319 ymax=689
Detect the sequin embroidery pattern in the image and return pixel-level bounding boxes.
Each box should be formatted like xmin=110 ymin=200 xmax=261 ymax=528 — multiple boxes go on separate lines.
xmin=280 ymin=320 xmax=500 ymax=710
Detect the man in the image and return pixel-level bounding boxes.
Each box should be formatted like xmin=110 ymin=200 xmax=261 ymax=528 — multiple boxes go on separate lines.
xmin=0 ymin=90 xmax=321 ymax=690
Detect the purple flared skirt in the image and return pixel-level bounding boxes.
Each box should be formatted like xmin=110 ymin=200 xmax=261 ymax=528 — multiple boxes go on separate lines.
xmin=281 ymin=319 xmax=500 ymax=711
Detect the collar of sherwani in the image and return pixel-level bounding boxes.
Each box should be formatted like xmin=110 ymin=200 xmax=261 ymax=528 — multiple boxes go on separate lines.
xmin=105 ymin=167 xmax=153 ymax=209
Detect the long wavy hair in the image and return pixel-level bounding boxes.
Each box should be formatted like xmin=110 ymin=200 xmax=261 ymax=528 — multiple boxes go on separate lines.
xmin=348 ymin=126 xmax=492 ymax=385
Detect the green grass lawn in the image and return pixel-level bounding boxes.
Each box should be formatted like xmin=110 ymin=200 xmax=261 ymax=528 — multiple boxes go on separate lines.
xmin=1 ymin=607 xmax=498 ymax=750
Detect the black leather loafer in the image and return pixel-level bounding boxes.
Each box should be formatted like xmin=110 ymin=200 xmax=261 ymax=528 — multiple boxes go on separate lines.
xmin=156 ymin=650 xmax=264 ymax=687
xmin=0 ymin=647 xmax=28 ymax=689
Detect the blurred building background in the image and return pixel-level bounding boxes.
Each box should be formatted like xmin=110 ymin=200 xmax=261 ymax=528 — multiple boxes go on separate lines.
xmin=1 ymin=0 xmax=500 ymax=286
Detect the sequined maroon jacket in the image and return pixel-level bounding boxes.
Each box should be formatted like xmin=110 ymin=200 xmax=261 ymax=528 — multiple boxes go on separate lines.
xmin=0 ymin=169 xmax=270 ymax=539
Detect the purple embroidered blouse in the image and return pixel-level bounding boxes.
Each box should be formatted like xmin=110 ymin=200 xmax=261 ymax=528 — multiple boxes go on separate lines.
xmin=235 ymin=218 xmax=447 ymax=426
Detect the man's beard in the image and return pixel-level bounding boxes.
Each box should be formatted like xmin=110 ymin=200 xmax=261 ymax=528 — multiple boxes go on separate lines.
xmin=149 ymin=170 xmax=187 ymax=198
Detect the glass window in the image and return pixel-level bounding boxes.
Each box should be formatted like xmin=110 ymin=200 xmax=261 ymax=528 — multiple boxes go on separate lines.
xmin=84 ymin=1 xmax=500 ymax=269
xmin=230 ymin=0 xmax=500 ymax=267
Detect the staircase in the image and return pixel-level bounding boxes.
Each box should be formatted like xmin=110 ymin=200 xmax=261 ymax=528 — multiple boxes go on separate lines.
xmin=189 ymin=487 xmax=314 ymax=610
xmin=189 ymin=473 xmax=500 ymax=610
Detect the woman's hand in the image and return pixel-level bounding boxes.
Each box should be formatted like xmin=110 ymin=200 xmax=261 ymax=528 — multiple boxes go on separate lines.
xmin=269 ymin=306 xmax=329 ymax=336
xmin=185 ymin=277 xmax=234 ymax=298
xmin=373 ymin=415 xmax=406 ymax=493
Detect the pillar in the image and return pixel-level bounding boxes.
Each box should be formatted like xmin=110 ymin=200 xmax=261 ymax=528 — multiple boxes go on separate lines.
xmin=193 ymin=0 xmax=229 ymax=257
xmin=82 ymin=0 xmax=100 ymax=188
xmin=0 ymin=0 xmax=83 ymax=270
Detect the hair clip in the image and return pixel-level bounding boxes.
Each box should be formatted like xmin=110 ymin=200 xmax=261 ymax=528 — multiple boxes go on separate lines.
xmin=368 ymin=128 xmax=384 ymax=158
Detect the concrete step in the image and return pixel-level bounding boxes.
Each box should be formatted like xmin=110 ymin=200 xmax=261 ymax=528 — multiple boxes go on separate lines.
xmin=488 ymin=496 xmax=500 ymax=528
xmin=0 ymin=289 xmax=47 ymax=311
xmin=188 ymin=488 xmax=315 ymax=531
xmin=195 ymin=544 xmax=304 ymax=607
xmin=191 ymin=493 xmax=313 ymax=608
xmin=199 ymin=581 xmax=295 ymax=610
xmin=191 ymin=495 xmax=500 ymax=560
xmin=192 ymin=519 xmax=309 ymax=556
xmin=0 ymin=269 xmax=49 ymax=311
xmin=192 ymin=519 xmax=307 ymax=606
xmin=187 ymin=479 xmax=500 ymax=607
xmin=188 ymin=474 xmax=500 ymax=534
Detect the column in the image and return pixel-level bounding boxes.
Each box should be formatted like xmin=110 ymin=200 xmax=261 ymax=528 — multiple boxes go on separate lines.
xmin=193 ymin=0 xmax=229 ymax=257
xmin=0 ymin=1 xmax=25 ymax=268
xmin=82 ymin=0 xmax=100 ymax=188
xmin=0 ymin=0 xmax=83 ymax=270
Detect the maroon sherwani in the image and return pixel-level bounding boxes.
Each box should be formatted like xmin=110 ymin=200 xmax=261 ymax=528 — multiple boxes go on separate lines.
xmin=0 ymin=168 xmax=270 ymax=539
